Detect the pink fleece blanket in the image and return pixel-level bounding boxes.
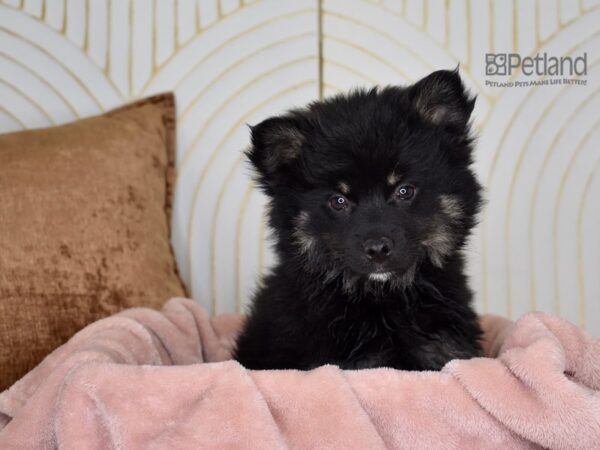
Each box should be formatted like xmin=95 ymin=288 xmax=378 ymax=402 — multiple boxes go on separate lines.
xmin=1 ymin=298 xmax=599 ymax=449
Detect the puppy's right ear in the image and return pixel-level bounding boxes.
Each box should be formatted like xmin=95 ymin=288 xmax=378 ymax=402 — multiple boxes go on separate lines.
xmin=246 ymin=116 xmax=305 ymax=181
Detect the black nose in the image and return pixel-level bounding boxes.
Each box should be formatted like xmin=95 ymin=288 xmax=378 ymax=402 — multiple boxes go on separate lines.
xmin=363 ymin=237 xmax=394 ymax=263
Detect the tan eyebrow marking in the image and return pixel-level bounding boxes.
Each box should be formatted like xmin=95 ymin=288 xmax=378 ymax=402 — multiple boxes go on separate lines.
xmin=387 ymin=172 xmax=401 ymax=186
xmin=338 ymin=181 xmax=350 ymax=194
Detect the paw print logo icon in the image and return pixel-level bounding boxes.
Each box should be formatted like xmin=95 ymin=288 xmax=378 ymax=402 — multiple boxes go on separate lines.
xmin=486 ymin=53 xmax=507 ymax=76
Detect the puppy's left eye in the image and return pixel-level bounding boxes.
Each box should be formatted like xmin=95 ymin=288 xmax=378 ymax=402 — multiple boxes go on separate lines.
xmin=396 ymin=185 xmax=415 ymax=200
xmin=329 ymin=195 xmax=349 ymax=211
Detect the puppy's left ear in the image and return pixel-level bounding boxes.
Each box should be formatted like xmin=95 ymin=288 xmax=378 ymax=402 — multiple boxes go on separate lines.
xmin=410 ymin=69 xmax=475 ymax=132
xmin=247 ymin=115 xmax=305 ymax=181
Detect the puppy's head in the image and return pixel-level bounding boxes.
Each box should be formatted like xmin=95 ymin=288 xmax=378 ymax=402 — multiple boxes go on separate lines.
xmin=247 ymin=69 xmax=482 ymax=288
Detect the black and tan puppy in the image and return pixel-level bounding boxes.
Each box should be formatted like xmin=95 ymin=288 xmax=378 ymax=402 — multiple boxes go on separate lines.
xmin=234 ymin=69 xmax=483 ymax=371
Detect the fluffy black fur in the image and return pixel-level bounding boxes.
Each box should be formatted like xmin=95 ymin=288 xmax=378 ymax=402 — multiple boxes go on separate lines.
xmin=233 ymin=69 xmax=483 ymax=371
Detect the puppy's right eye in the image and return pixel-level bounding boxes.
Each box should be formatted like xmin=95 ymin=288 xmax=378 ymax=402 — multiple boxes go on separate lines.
xmin=329 ymin=195 xmax=349 ymax=211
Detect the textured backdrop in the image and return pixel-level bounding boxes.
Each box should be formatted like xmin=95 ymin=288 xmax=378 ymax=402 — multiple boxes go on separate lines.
xmin=0 ymin=0 xmax=598 ymax=334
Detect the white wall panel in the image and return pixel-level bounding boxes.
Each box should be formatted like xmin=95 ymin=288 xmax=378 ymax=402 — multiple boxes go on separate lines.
xmin=0 ymin=0 xmax=598 ymax=336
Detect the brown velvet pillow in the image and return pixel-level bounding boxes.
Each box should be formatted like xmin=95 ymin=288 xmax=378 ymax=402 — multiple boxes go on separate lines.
xmin=0 ymin=93 xmax=187 ymax=390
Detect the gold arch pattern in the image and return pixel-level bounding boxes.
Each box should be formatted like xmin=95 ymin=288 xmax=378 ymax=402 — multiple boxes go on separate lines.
xmin=182 ymin=56 xmax=317 ymax=289
xmin=0 ymin=78 xmax=54 ymax=125
xmin=199 ymin=79 xmax=317 ymax=313
xmin=0 ymin=102 xmax=24 ymax=128
xmin=552 ymin=122 xmax=599 ymax=319
xmin=0 ymin=51 xmax=78 ymax=118
xmin=498 ymin=53 xmax=599 ymax=320
xmin=527 ymin=87 xmax=599 ymax=310
xmin=477 ymin=17 xmax=599 ymax=317
xmin=577 ymin=156 xmax=600 ymax=329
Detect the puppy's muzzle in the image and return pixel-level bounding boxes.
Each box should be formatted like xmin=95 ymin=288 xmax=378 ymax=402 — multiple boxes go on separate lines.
xmin=363 ymin=237 xmax=394 ymax=264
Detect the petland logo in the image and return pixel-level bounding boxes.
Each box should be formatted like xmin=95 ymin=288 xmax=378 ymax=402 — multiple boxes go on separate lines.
xmin=485 ymin=52 xmax=587 ymax=88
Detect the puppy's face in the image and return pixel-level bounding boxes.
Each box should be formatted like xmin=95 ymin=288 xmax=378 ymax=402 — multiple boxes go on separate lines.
xmin=247 ymin=70 xmax=482 ymax=287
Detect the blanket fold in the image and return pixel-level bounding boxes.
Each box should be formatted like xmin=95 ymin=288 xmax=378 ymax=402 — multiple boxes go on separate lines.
xmin=0 ymin=298 xmax=598 ymax=449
